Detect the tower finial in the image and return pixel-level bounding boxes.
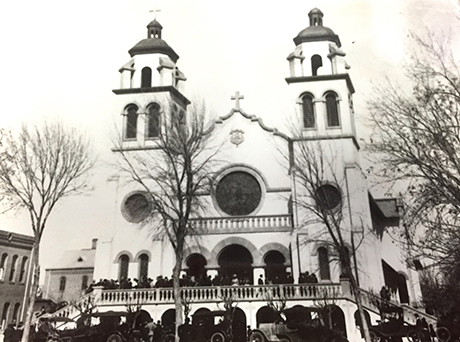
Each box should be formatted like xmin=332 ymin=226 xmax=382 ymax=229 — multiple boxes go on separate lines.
xmin=149 ymin=8 xmax=161 ymax=20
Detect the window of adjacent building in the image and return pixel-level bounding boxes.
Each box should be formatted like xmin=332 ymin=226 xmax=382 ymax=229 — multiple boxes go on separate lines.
xmin=147 ymin=103 xmax=161 ymax=138
xmin=119 ymin=255 xmax=129 ymax=281
xmin=1 ymin=302 xmax=10 ymax=329
xmin=125 ymin=104 xmax=139 ymax=139
xmin=318 ymin=247 xmax=331 ymax=280
xmin=59 ymin=276 xmax=66 ymax=292
xmin=311 ymin=54 xmax=323 ymax=76
xmin=81 ymin=275 xmax=88 ymax=290
xmin=12 ymin=303 xmax=20 ymax=324
xmin=19 ymin=256 xmax=28 ymax=283
xmin=325 ymin=92 xmax=340 ymax=127
xmin=141 ymin=67 xmax=152 ymax=88
xmin=138 ymin=254 xmax=149 ymax=280
xmin=301 ymin=93 xmax=315 ymax=128
xmin=0 ymin=253 xmax=7 ymax=281
xmin=9 ymin=255 xmax=18 ymax=282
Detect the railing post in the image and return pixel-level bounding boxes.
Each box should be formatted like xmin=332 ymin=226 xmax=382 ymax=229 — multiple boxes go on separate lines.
xmin=340 ymin=277 xmax=352 ymax=299
xmin=92 ymin=286 xmax=104 ymax=304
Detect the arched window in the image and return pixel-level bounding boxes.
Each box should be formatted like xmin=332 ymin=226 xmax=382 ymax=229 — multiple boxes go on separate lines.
xmin=0 ymin=253 xmax=7 ymax=281
xmin=1 ymin=302 xmax=10 ymax=329
xmin=59 ymin=276 xmax=66 ymax=292
xmin=147 ymin=103 xmax=161 ymax=138
xmin=340 ymin=247 xmax=351 ymax=277
xmin=318 ymin=247 xmax=331 ymax=280
xmin=325 ymin=92 xmax=340 ymax=127
xmin=9 ymin=255 xmax=18 ymax=282
xmin=141 ymin=67 xmax=152 ymax=88
xmin=138 ymin=254 xmax=149 ymax=280
xmin=81 ymin=275 xmax=88 ymax=290
xmin=19 ymin=256 xmax=28 ymax=283
xmin=125 ymin=104 xmax=138 ymax=139
xmin=311 ymin=55 xmax=323 ymax=76
xmin=119 ymin=254 xmax=129 ymax=281
xmin=301 ymin=93 xmax=315 ymax=128
xmin=12 ymin=303 xmax=20 ymax=324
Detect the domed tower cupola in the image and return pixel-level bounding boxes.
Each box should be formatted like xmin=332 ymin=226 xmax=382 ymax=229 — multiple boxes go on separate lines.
xmin=147 ymin=19 xmax=163 ymax=39
xmin=309 ymin=8 xmax=323 ymax=26
xmin=293 ymin=8 xmax=341 ymax=47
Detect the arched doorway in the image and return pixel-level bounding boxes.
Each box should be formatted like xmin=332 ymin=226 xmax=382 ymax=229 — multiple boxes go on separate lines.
xmin=264 ymin=251 xmax=286 ymax=284
xmin=354 ymin=310 xmax=371 ymax=338
xmin=322 ymin=305 xmax=347 ymax=337
xmin=161 ymin=309 xmax=175 ymax=331
xmin=186 ymin=253 xmax=207 ymax=282
xmin=218 ymin=245 xmax=253 ymax=284
xmin=232 ymin=307 xmax=247 ymax=342
xmin=256 ymin=306 xmax=281 ymax=327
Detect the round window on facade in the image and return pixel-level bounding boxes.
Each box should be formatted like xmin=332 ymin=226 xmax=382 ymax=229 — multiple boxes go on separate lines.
xmin=122 ymin=192 xmax=152 ymax=223
xmin=316 ymin=184 xmax=341 ymax=210
xmin=215 ymin=171 xmax=262 ymax=216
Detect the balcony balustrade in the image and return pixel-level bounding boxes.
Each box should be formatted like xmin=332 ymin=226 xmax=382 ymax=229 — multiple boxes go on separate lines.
xmin=96 ymin=283 xmax=343 ymax=306
xmin=189 ymin=214 xmax=292 ymax=234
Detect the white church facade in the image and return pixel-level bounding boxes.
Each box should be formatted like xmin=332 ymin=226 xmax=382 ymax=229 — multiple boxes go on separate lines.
xmin=55 ymin=9 xmax=431 ymax=342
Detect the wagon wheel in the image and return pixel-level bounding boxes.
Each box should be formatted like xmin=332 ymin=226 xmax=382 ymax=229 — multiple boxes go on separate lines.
xmin=164 ymin=334 xmax=175 ymax=342
xmin=250 ymin=331 xmax=266 ymax=342
xmin=369 ymin=330 xmax=385 ymax=342
xmin=210 ymin=332 xmax=226 ymax=342
xmin=436 ymin=327 xmax=451 ymax=342
xmin=106 ymin=333 xmax=124 ymax=342
xmin=407 ymin=329 xmax=424 ymax=342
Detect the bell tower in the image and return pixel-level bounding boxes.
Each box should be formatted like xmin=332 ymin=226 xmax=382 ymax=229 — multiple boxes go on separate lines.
xmin=286 ymin=8 xmax=358 ymax=152
xmin=113 ymin=18 xmax=190 ymax=149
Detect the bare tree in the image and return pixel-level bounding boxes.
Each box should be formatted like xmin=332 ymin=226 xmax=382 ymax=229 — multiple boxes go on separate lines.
xmin=290 ymin=140 xmax=371 ymax=342
xmin=367 ymin=32 xmax=460 ymax=273
xmin=114 ymin=101 xmax=219 ymax=340
xmin=0 ymin=121 xmax=95 ymax=342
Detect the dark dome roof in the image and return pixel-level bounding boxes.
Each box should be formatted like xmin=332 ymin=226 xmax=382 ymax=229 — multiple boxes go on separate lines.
xmin=128 ymin=38 xmax=179 ymax=62
xmin=293 ymin=25 xmax=341 ymax=47
xmin=147 ymin=19 xmax=162 ymax=29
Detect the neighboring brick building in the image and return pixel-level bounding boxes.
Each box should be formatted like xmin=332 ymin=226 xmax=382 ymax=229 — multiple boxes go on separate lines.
xmin=0 ymin=229 xmax=34 ymax=330
xmin=42 ymin=239 xmax=96 ymax=304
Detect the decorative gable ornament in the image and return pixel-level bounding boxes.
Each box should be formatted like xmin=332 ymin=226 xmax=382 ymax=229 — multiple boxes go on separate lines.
xmin=230 ymin=129 xmax=245 ymax=147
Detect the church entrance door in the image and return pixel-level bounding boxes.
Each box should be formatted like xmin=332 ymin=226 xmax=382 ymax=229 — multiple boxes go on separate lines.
xmin=218 ymin=245 xmax=253 ymax=284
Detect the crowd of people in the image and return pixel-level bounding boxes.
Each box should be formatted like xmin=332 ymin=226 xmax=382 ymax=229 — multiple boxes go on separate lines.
xmin=85 ymin=271 xmax=320 ymax=293
xmin=2 ymin=322 xmax=24 ymax=342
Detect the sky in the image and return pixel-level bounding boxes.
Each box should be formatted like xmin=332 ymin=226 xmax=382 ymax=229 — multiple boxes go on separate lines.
xmin=0 ymin=0 xmax=459 ymax=276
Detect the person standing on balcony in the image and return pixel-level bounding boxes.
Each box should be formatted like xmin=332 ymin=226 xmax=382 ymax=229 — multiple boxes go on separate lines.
xmin=258 ymin=275 xmax=264 ymax=285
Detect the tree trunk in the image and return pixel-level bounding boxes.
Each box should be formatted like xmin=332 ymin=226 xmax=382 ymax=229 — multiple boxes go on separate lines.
xmin=21 ymin=240 xmax=40 ymax=342
xmin=347 ymin=266 xmax=372 ymax=342
xmin=173 ymin=249 xmax=183 ymax=342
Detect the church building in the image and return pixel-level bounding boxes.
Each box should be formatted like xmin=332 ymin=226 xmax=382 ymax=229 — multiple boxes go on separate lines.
xmin=54 ymin=8 xmax=431 ymax=342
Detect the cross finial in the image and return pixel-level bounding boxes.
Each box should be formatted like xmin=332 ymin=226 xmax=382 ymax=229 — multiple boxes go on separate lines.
xmin=231 ymin=91 xmax=244 ymax=110
xmin=149 ymin=8 xmax=161 ymax=20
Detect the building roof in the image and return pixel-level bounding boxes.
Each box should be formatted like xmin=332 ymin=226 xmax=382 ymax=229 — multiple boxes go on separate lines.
xmin=293 ymin=8 xmax=341 ymax=46
xmin=128 ymin=38 xmax=179 ymax=62
xmin=47 ymin=248 xmax=95 ymax=270
xmin=0 ymin=229 xmax=34 ymax=249
xmin=375 ymin=198 xmax=400 ymax=218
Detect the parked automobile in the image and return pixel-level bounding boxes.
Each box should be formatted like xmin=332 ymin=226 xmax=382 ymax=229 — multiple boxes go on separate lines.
xmin=249 ymin=307 xmax=348 ymax=342
xmin=179 ymin=310 xmax=231 ymax=342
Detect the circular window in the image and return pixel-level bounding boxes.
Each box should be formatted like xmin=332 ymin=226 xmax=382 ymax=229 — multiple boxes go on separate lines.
xmin=215 ymin=171 xmax=262 ymax=216
xmin=122 ymin=193 xmax=152 ymax=223
xmin=316 ymin=184 xmax=341 ymax=210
